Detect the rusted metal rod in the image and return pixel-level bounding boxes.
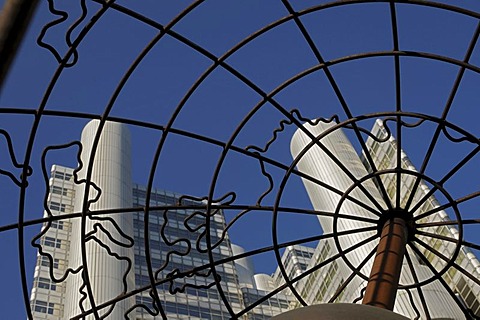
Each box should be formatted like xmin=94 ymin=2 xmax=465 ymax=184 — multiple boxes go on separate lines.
xmin=363 ymin=217 xmax=408 ymax=310
xmin=0 ymin=0 xmax=39 ymax=91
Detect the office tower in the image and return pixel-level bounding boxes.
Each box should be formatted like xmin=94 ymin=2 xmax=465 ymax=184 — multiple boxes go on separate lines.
xmin=29 ymin=120 xmax=289 ymax=319
xmin=290 ymin=119 xmax=480 ymax=319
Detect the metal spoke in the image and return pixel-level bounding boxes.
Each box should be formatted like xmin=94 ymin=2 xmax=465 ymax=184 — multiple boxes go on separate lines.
xmin=404 ymin=250 xmax=431 ymax=320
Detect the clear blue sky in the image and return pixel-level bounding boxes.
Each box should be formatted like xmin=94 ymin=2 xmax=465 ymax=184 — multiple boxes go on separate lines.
xmin=0 ymin=1 xmax=479 ymax=318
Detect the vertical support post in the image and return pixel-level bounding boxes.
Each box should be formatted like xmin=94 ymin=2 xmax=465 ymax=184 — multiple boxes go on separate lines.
xmin=0 ymin=0 xmax=39 ymax=90
xmin=363 ymin=217 xmax=408 ymax=310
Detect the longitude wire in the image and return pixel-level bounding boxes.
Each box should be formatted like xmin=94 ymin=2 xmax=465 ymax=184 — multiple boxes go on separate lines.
xmin=94 ymin=1 xmax=207 ymax=317
xmin=415 ymin=235 xmax=480 ymax=287
xmin=327 ymin=244 xmax=377 ymax=303
xmin=408 ymin=243 xmax=474 ymax=318
xmin=417 ymin=219 xmax=479 ymax=228
xmin=416 ymin=229 xmax=480 ymax=251
xmin=404 ymin=20 xmax=480 ymax=212
xmin=19 ymin=2 xmax=115 ymax=318
xmin=413 ymin=236 xmax=460 ymax=281
xmin=238 ymin=233 xmax=379 ymax=317
xmin=370 ymin=164 xmax=471 ymax=234
xmin=404 ymin=250 xmax=431 ymax=319
xmin=410 ymin=144 xmax=480 ymax=215
xmin=390 ymin=1 xmax=403 ymax=210
xmin=413 ymin=190 xmax=480 ymax=223
xmin=281 ymin=0 xmax=392 ymax=213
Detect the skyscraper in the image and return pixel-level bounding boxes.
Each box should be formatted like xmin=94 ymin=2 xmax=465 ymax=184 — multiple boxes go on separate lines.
xmin=289 ymin=119 xmax=480 ymax=319
xmin=29 ymin=120 xmax=290 ymax=319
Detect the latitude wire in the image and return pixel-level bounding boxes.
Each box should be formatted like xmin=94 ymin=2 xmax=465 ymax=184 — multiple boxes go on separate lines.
xmin=417 ymin=219 xmax=480 ymax=228
xmin=241 ymin=233 xmax=379 ymax=315
xmin=404 ymin=250 xmax=432 ymax=320
xmin=230 ymin=227 xmax=378 ymax=316
xmin=271 ymin=115 xmax=404 ymax=304
xmin=413 ymin=190 xmax=480 ymax=223
xmin=70 ymin=225 xmax=377 ymax=319
xmin=299 ymin=1 xmax=480 ymax=20
xmin=416 ymin=229 xmax=480 ymax=253
xmin=281 ymin=0 xmax=393 ymax=212
xmin=327 ymin=244 xmax=378 ymax=303
xmin=389 ymin=1 xmax=403 ymax=210
xmin=0 ymin=203 xmax=379 ymax=233
xmin=20 ymin=2 xmax=115 ymax=318
xmin=413 ymin=236 xmax=480 ymax=288
xmin=327 ymin=156 xmax=466 ymax=282
xmin=404 ymin=21 xmax=480 ymax=212
xmin=409 ymin=145 xmax=479 ymax=215
xmin=370 ymin=165 xmax=469 ymax=245
xmin=408 ymin=243 xmax=476 ymax=319
xmin=10 ymin=113 xmax=474 ymax=228
xmin=0 ymin=110 xmax=476 ymax=221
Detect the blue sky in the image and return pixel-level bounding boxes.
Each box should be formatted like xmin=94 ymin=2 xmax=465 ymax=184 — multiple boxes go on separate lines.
xmin=0 ymin=1 xmax=479 ymax=318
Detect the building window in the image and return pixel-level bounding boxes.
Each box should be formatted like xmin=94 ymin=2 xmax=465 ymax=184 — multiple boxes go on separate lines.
xmin=44 ymin=237 xmax=62 ymax=249
xmin=40 ymin=256 xmax=59 ymax=269
xmin=49 ymin=201 xmax=66 ymax=212
xmin=37 ymin=277 xmax=56 ymax=291
xmin=51 ymin=185 xmax=68 ymax=196
xmin=51 ymin=220 xmax=64 ymax=230
xmin=53 ymin=171 xmax=72 ymax=181
xmin=33 ymin=300 xmax=55 ymax=314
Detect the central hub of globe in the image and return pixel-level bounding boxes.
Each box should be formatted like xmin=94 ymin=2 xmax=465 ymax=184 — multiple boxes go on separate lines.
xmin=377 ymin=209 xmax=415 ymax=242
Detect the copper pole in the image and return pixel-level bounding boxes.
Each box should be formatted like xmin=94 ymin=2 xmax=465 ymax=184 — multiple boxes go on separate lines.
xmin=362 ymin=217 xmax=408 ymax=310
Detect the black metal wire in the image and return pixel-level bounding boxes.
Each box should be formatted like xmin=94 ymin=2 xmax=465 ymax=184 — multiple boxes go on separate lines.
xmin=0 ymin=0 xmax=478 ymax=319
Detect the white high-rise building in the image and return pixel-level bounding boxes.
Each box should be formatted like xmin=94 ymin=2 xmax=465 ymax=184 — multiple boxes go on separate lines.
xmin=289 ymin=119 xmax=480 ymax=319
xmin=29 ymin=120 xmax=293 ymax=319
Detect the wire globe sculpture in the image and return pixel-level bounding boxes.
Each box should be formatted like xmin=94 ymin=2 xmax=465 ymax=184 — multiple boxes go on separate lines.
xmin=0 ymin=1 xmax=479 ymax=319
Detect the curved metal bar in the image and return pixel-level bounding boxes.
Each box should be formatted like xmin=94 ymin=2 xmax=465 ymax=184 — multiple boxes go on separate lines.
xmin=388 ymin=2 xmax=404 ymax=210
xmin=286 ymin=0 xmax=395 ymax=213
